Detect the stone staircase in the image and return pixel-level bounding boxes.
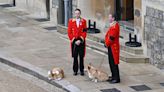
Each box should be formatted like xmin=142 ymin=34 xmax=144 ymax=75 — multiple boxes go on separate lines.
xmin=57 ymin=24 xmax=149 ymax=63
xmin=119 ymin=21 xmax=135 ymax=40
xmin=86 ymin=38 xmax=149 ymax=63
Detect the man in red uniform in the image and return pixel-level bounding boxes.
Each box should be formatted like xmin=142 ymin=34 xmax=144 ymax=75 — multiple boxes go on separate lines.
xmin=67 ymin=9 xmax=87 ymax=76
xmin=105 ymin=14 xmax=120 ymax=83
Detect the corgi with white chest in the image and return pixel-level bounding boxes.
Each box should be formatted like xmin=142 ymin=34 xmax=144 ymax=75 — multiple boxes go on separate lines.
xmin=48 ymin=67 xmax=64 ymax=81
xmin=86 ymin=63 xmax=109 ymax=82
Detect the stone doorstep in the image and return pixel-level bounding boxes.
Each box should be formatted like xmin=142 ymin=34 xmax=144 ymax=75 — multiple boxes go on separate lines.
xmin=120 ymin=51 xmax=149 ymax=63
xmin=120 ymin=39 xmax=143 ymax=55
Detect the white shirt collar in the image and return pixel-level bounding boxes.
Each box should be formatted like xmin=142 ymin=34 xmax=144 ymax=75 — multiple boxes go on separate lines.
xmin=110 ymin=21 xmax=116 ymax=27
xmin=76 ymin=18 xmax=81 ymax=27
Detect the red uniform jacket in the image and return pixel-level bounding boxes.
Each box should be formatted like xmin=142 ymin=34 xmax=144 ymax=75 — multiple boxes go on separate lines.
xmin=67 ymin=18 xmax=87 ymax=57
xmin=105 ymin=22 xmax=120 ymax=65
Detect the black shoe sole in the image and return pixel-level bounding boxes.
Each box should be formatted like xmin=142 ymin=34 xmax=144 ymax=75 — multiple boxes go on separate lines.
xmin=80 ymin=72 xmax=84 ymax=76
xmin=73 ymin=72 xmax=78 ymax=76
xmin=109 ymin=80 xmax=120 ymax=84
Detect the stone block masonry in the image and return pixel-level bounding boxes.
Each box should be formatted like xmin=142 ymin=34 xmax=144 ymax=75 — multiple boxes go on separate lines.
xmin=144 ymin=6 xmax=164 ymax=69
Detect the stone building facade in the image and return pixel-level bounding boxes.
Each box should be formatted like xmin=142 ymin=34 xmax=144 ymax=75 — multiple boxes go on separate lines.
xmin=0 ymin=0 xmax=164 ymax=68
xmin=75 ymin=0 xmax=115 ymax=33
xmin=142 ymin=0 xmax=164 ymax=69
xmin=0 ymin=0 xmax=58 ymax=24
xmin=73 ymin=0 xmax=164 ymax=69
xmin=74 ymin=0 xmax=143 ymax=40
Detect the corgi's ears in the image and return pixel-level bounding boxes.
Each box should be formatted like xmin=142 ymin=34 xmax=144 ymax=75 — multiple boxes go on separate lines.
xmin=88 ymin=65 xmax=91 ymax=70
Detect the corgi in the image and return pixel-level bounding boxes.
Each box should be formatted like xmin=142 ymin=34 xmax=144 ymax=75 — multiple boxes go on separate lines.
xmin=48 ymin=67 xmax=64 ymax=81
xmin=86 ymin=63 xmax=109 ymax=82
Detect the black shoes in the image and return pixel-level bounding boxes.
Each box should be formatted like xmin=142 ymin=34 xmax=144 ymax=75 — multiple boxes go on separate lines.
xmin=109 ymin=79 xmax=120 ymax=84
xmin=107 ymin=76 xmax=120 ymax=84
xmin=80 ymin=72 xmax=84 ymax=76
xmin=73 ymin=72 xmax=77 ymax=76
xmin=73 ymin=72 xmax=85 ymax=76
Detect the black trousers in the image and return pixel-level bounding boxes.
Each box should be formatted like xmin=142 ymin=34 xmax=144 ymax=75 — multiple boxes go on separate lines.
xmin=72 ymin=39 xmax=85 ymax=73
xmin=108 ymin=47 xmax=120 ymax=81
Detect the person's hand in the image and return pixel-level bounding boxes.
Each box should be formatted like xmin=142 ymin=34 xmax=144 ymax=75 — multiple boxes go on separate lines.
xmin=75 ymin=40 xmax=81 ymax=45
xmin=104 ymin=44 xmax=107 ymax=48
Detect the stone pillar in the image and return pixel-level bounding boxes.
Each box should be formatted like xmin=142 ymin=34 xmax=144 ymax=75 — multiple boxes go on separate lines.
xmin=13 ymin=0 xmax=15 ymax=6
xmin=46 ymin=0 xmax=50 ymax=20
xmin=68 ymin=0 xmax=72 ymax=19
xmin=72 ymin=0 xmax=77 ymax=13
xmin=58 ymin=0 xmax=64 ymax=24
xmin=64 ymin=0 xmax=69 ymax=26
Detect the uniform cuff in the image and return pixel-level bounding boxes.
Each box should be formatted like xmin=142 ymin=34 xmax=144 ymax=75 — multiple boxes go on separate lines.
xmin=71 ymin=37 xmax=75 ymax=42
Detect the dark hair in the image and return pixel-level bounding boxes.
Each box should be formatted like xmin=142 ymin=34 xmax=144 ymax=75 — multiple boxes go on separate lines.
xmin=75 ymin=8 xmax=81 ymax=14
xmin=112 ymin=14 xmax=118 ymax=21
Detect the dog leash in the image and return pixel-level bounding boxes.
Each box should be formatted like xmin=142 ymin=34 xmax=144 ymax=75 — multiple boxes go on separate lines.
xmin=98 ymin=51 xmax=107 ymax=69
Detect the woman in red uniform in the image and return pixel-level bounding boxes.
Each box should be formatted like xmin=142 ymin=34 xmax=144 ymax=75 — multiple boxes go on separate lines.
xmin=67 ymin=9 xmax=87 ymax=76
xmin=105 ymin=14 xmax=120 ymax=83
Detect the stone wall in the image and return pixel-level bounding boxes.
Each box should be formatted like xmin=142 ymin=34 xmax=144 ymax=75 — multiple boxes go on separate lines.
xmin=75 ymin=0 xmax=115 ymax=33
xmin=0 ymin=0 xmax=58 ymax=24
xmin=144 ymin=6 xmax=164 ymax=68
xmin=0 ymin=0 xmax=12 ymax=4
xmin=134 ymin=0 xmax=142 ymax=28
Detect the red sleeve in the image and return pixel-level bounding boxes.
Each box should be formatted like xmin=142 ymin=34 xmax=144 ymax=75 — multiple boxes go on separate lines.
xmin=67 ymin=19 xmax=74 ymax=41
xmin=105 ymin=23 xmax=119 ymax=47
xmin=109 ymin=23 xmax=119 ymax=38
xmin=105 ymin=30 xmax=112 ymax=47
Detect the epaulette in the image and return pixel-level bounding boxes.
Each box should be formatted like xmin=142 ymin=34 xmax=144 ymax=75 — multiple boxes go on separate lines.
xmin=110 ymin=21 xmax=117 ymax=27
xmin=81 ymin=18 xmax=84 ymax=22
xmin=72 ymin=18 xmax=76 ymax=22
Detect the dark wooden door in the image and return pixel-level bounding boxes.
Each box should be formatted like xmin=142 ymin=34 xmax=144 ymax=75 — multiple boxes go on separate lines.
xmin=120 ymin=0 xmax=134 ymax=20
xmin=126 ymin=0 xmax=134 ymax=20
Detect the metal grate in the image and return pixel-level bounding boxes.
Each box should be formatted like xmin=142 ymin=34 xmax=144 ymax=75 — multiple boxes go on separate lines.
xmin=160 ymin=83 xmax=164 ymax=86
xmin=130 ymin=85 xmax=151 ymax=91
xmin=0 ymin=4 xmax=13 ymax=8
xmin=101 ymin=88 xmax=121 ymax=92
xmin=44 ymin=26 xmax=57 ymax=31
xmin=34 ymin=18 xmax=49 ymax=22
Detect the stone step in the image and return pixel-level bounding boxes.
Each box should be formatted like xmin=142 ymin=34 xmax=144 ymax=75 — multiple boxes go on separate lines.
xmin=120 ymin=39 xmax=143 ymax=55
xmin=57 ymin=24 xmax=144 ymax=55
xmin=86 ymin=39 xmax=149 ymax=63
xmin=120 ymin=51 xmax=149 ymax=63
xmin=86 ymin=32 xmax=144 ymax=55
xmin=57 ymin=25 xmax=148 ymax=63
xmin=119 ymin=21 xmax=134 ymax=32
xmin=119 ymin=21 xmax=135 ymax=41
